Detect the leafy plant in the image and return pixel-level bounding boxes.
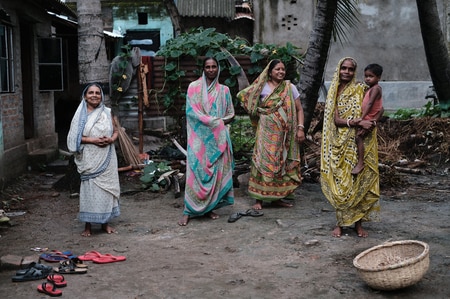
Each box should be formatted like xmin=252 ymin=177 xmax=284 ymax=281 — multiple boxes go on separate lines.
xmin=389 ymin=101 xmax=449 ymax=120
xmin=229 ymin=116 xmax=255 ymax=160
xmin=110 ymin=45 xmax=133 ymax=105
xmin=155 ymin=27 xmax=305 ymax=111
xmin=139 ymin=160 xmax=172 ymax=192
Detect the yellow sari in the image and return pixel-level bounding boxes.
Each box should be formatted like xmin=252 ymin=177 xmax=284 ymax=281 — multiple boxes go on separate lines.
xmin=320 ymin=57 xmax=380 ymax=226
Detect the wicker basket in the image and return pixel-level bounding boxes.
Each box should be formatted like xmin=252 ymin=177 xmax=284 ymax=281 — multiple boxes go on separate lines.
xmin=353 ymin=240 xmax=429 ymax=291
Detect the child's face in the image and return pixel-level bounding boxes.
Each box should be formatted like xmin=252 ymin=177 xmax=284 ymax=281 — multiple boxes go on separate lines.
xmin=364 ymin=70 xmax=380 ymax=87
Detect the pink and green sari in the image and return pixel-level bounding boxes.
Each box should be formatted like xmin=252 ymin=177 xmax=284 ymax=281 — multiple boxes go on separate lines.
xmin=183 ymin=72 xmax=235 ymax=216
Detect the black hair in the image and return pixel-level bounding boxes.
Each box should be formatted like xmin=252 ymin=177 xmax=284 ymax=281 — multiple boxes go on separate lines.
xmin=202 ymin=57 xmax=218 ymax=69
xmin=83 ymin=82 xmax=103 ymax=96
xmin=268 ymin=59 xmax=284 ymax=73
xmin=364 ymin=64 xmax=383 ymax=77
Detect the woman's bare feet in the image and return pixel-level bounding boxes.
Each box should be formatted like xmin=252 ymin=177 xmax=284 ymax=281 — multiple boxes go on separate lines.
xmin=178 ymin=215 xmax=189 ymax=226
xmin=274 ymin=200 xmax=294 ymax=208
xmin=355 ymin=221 xmax=368 ymax=238
xmin=207 ymin=211 xmax=219 ymax=220
xmin=252 ymin=200 xmax=263 ymax=210
xmin=332 ymin=226 xmax=342 ymax=238
xmin=81 ymin=223 xmax=91 ymax=237
xmin=101 ymin=223 xmax=116 ymax=234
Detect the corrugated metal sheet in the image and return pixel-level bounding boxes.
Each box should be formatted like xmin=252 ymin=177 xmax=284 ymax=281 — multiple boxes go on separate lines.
xmin=118 ymin=56 xmax=255 ymax=132
xmin=33 ymin=0 xmax=77 ymax=18
xmin=177 ymin=0 xmax=235 ymax=18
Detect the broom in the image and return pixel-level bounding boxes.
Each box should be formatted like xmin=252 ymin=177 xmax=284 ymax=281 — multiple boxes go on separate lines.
xmin=115 ymin=116 xmax=141 ymax=167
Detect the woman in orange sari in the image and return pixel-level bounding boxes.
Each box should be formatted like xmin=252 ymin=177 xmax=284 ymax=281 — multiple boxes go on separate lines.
xmin=238 ymin=59 xmax=305 ymax=210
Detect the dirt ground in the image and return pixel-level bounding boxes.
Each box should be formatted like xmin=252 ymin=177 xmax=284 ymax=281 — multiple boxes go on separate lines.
xmin=0 ymin=117 xmax=449 ymax=299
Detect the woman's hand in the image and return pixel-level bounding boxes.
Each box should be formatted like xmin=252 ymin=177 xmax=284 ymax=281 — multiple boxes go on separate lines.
xmin=297 ymin=128 xmax=306 ymax=143
xmin=359 ymin=119 xmax=375 ymax=130
xmin=92 ymin=136 xmax=114 ymax=147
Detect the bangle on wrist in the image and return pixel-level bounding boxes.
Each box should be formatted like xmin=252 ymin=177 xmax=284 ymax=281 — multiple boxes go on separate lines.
xmin=346 ymin=119 xmax=351 ymax=127
xmin=297 ymin=124 xmax=304 ymax=130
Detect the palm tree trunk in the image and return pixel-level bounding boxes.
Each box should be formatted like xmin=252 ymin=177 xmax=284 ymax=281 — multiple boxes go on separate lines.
xmin=298 ymin=0 xmax=338 ymax=132
xmin=416 ymin=0 xmax=450 ymax=109
xmin=77 ymin=0 xmax=109 ymax=89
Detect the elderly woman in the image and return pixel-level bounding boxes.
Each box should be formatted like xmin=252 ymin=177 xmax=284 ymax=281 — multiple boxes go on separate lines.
xmin=67 ymin=83 xmax=120 ymax=236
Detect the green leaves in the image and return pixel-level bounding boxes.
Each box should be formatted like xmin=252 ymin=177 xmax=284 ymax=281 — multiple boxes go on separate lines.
xmin=155 ymin=27 xmax=305 ymax=111
xmin=139 ymin=161 xmax=172 ymax=191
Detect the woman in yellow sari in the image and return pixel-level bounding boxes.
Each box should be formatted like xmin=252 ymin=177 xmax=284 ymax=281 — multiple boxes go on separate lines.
xmin=321 ymin=57 xmax=381 ymax=238
xmin=238 ymin=59 xmax=305 ymax=210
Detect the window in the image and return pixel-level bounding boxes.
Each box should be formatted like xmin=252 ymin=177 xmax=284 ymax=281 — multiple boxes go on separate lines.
xmin=0 ymin=24 xmax=14 ymax=92
xmin=38 ymin=38 xmax=63 ymax=91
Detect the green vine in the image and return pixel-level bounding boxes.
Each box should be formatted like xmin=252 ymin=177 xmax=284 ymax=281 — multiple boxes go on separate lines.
xmin=155 ymin=27 xmax=305 ymax=111
xmin=110 ymin=45 xmax=133 ymax=105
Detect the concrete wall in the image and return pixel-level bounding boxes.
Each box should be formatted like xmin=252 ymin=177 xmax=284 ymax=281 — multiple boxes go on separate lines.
xmin=320 ymin=81 xmax=434 ymax=112
xmin=253 ymin=0 xmax=447 ymax=107
xmin=0 ymin=1 xmax=59 ymax=181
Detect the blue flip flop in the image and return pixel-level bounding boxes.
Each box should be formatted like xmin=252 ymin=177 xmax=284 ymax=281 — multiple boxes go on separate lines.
xmin=40 ymin=251 xmax=76 ymax=263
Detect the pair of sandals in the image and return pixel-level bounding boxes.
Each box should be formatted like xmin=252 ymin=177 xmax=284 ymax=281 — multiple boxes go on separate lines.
xmin=37 ymin=274 xmax=66 ymax=297
xmin=11 ymin=262 xmax=53 ymax=282
xmin=53 ymin=257 xmax=88 ymax=274
xmin=228 ymin=209 xmax=264 ymax=223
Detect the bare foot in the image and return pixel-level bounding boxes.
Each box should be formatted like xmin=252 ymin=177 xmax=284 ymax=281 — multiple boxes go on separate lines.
xmin=81 ymin=223 xmax=91 ymax=237
xmin=207 ymin=211 xmax=219 ymax=220
xmin=101 ymin=223 xmax=116 ymax=234
xmin=252 ymin=200 xmax=263 ymax=210
xmin=351 ymin=163 xmax=365 ymax=175
xmin=355 ymin=221 xmax=368 ymax=238
xmin=274 ymin=200 xmax=294 ymax=208
xmin=332 ymin=226 xmax=342 ymax=238
xmin=178 ymin=215 xmax=189 ymax=226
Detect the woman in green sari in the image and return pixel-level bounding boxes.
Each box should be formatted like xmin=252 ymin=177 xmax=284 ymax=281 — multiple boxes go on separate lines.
xmin=238 ymin=59 xmax=305 ymax=210
xmin=321 ymin=57 xmax=381 ymax=238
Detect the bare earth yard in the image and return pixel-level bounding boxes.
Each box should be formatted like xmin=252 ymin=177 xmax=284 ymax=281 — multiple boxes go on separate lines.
xmin=0 ymin=166 xmax=449 ymax=299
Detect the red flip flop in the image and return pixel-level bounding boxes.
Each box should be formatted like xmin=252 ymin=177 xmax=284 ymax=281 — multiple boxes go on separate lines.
xmin=77 ymin=250 xmax=104 ymax=261
xmin=47 ymin=274 xmax=67 ymax=287
xmin=92 ymin=254 xmax=126 ymax=264
xmin=37 ymin=282 xmax=62 ymax=297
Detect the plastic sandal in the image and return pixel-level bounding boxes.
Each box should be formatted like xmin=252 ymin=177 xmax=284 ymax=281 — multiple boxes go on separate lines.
xmin=53 ymin=263 xmax=87 ymax=274
xmin=37 ymin=282 xmax=62 ymax=297
xmin=47 ymin=274 xmax=67 ymax=287
xmin=77 ymin=250 xmax=105 ymax=261
xmin=39 ymin=250 xmax=75 ymax=263
xmin=15 ymin=261 xmax=53 ymax=276
xmin=92 ymin=254 xmax=126 ymax=264
xmin=12 ymin=267 xmax=47 ymax=282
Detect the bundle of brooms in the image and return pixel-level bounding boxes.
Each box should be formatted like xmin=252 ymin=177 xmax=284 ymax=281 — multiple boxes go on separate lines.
xmin=115 ymin=117 xmax=141 ymax=168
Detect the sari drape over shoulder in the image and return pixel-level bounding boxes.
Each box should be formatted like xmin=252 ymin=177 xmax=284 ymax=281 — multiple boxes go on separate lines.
xmin=237 ymin=61 xmax=301 ymax=202
xmin=321 ymin=57 xmax=380 ymax=227
xmin=67 ymin=97 xmax=120 ymax=224
xmin=183 ymin=72 xmax=235 ymax=216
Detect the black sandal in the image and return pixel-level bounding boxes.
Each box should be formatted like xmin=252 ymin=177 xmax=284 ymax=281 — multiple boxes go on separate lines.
xmin=12 ymin=267 xmax=47 ymax=282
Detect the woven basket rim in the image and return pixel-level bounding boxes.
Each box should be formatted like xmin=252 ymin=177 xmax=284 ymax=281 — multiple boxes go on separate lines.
xmin=353 ymin=240 xmax=429 ymax=272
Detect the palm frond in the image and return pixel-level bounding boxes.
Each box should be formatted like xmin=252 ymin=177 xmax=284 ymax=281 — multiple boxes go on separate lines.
xmin=332 ymin=0 xmax=361 ymax=45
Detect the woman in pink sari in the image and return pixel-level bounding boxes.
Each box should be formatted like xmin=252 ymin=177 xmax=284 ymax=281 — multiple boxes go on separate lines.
xmin=178 ymin=57 xmax=235 ymax=226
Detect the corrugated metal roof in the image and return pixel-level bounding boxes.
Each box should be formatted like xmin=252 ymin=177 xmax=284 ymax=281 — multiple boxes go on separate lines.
xmin=34 ymin=0 xmax=77 ymax=19
xmin=177 ymin=0 xmax=235 ymax=18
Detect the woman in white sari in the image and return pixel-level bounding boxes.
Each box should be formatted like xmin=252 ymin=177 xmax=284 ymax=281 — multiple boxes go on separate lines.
xmin=67 ymin=83 xmax=120 ymax=237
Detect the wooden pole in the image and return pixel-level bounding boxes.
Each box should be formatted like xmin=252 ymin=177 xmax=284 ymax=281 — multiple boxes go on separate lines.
xmin=137 ymin=58 xmax=144 ymax=154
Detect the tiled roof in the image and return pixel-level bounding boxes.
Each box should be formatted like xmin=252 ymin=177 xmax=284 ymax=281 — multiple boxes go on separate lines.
xmin=177 ymin=0 xmax=235 ymax=18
